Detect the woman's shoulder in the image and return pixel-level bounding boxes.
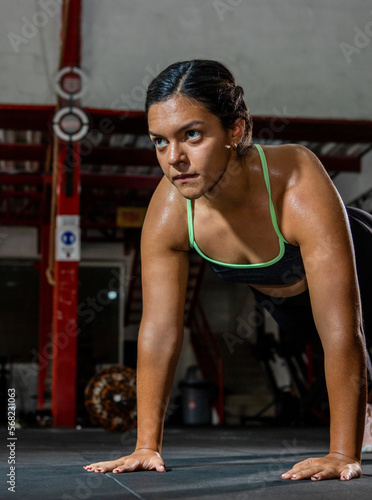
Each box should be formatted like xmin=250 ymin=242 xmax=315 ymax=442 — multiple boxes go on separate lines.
xmin=260 ymin=143 xmax=328 ymax=194
xmin=260 ymin=144 xmax=333 ymax=242
xmin=261 ymin=143 xmax=318 ymax=174
xmin=142 ymin=176 xmax=190 ymax=252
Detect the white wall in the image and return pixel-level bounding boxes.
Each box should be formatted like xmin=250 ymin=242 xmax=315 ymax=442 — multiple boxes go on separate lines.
xmin=1 ymin=0 xmax=372 ymax=119
xmin=1 ymin=0 xmax=61 ymax=106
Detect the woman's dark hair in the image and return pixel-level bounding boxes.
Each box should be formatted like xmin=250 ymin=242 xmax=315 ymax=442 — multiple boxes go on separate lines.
xmin=145 ymin=59 xmax=253 ymax=156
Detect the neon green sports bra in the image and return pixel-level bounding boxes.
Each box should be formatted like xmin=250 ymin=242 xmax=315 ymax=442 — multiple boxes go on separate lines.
xmin=186 ymin=144 xmax=305 ymax=285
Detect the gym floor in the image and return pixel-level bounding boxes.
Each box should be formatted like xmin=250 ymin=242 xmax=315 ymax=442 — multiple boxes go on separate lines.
xmin=3 ymin=426 xmax=372 ymax=499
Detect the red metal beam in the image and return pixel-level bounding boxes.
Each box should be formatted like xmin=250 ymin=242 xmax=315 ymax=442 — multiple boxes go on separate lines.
xmin=319 ymin=155 xmax=361 ymax=172
xmin=85 ymin=108 xmax=149 ymax=135
xmin=81 ymin=146 xmax=157 ymax=165
xmin=0 ymin=144 xmax=46 ymax=162
xmin=38 ymin=223 xmax=53 ymax=411
xmin=0 ymin=191 xmax=42 ymax=198
xmin=0 ymin=104 xmax=54 ymax=131
xmin=2 ymin=103 xmax=372 ymax=144
xmin=51 ymin=0 xmax=82 ymax=428
xmin=0 ymin=144 xmax=158 ymax=166
xmin=0 ymin=104 xmax=147 ymax=134
xmin=0 ymin=145 xmax=362 ymax=172
xmin=38 ymin=181 xmax=53 ymax=411
xmin=0 ymin=173 xmax=50 ymax=185
xmin=252 ymin=116 xmax=372 ymax=143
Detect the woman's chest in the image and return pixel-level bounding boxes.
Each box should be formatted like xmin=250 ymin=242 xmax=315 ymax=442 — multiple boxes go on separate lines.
xmin=192 ymin=200 xmax=281 ymax=265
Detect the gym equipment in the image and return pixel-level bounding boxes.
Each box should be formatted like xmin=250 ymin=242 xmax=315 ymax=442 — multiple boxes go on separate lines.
xmin=179 ymin=365 xmax=216 ymax=425
xmin=84 ymin=365 xmax=136 ymax=432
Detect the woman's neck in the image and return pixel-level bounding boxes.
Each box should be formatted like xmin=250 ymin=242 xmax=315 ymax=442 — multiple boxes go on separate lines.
xmin=201 ymin=148 xmax=255 ymax=211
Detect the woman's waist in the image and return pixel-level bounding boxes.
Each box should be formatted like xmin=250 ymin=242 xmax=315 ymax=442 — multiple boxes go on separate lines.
xmin=249 ymin=276 xmax=308 ymax=298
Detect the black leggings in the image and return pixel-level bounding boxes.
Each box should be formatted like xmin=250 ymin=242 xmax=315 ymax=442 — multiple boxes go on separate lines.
xmin=251 ymin=206 xmax=372 ymax=387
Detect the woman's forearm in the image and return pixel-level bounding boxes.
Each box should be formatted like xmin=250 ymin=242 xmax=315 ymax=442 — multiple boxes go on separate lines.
xmin=135 ymin=323 xmax=184 ymax=454
xmin=325 ymin=338 xmax=367 ymax=461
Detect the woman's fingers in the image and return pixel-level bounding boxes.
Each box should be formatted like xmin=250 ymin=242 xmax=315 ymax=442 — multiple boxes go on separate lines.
xmin=339 ymin=464 xmax=362 ymax=481
xmin=281 ymin=458 xmax=318 ymax=479
xmin=281 ymin=455 xmax=362 ymax=481
xmin=112 ymin=459 xmax=166 ymax=474
xmin=84 ymin=460 xmax=125 ymax=473
xmin=83 ymin=450 xmax=166 ymax=474
xmin=112 ymin=460 xmax=141 ymax=473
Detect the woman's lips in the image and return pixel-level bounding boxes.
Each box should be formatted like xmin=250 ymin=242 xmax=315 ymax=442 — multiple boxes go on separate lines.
xmin=174 ymin=174 xmax=199 ymax=183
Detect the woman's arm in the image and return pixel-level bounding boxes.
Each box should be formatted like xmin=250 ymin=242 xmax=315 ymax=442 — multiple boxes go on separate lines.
xmin=135 ymin=188 xmax=189 ymax=455
xmin=280 ymin=146 xmax=367 ymax=481
xmin=84 ymin=179 xmax=190 ymax=473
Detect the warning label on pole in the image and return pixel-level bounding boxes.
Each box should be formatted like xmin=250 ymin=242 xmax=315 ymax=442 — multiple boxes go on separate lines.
xmin=56 ymin=215 xmax=80 ymax=262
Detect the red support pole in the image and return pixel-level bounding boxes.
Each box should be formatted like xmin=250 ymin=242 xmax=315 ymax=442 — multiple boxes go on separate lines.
xmin=38 ymin=223 xmax=53 ymax=411
xmin=51 ymin=0 xmax=82 ymax=427
xmin=51 ymin=143 xmax=81 ymax=427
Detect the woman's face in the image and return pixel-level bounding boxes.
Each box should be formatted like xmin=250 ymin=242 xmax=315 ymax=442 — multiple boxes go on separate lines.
xmin=148 ymin=95 xmax=235 ymax=199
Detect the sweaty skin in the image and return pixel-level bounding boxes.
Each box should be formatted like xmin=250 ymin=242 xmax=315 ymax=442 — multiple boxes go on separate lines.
xmin=84 ymin=95 xmax=366 ymax=480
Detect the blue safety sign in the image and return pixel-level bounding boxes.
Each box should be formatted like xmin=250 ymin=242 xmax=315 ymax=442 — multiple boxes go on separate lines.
xmin=56 ymin=216 xmax=80 ymax=261
xmin=61 ymin=231 xmax=77 ymax=245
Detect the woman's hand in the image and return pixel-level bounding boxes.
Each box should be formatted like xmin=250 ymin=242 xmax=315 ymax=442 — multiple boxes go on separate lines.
xmin=281 ymin=453 xmax=362 ymax=481
xmin=83 ymin=448 xmax=166 ymax=474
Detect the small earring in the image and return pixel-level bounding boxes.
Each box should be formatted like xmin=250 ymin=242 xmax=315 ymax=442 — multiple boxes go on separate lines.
xmin=233 ymin=143 xmax=237 ymax=150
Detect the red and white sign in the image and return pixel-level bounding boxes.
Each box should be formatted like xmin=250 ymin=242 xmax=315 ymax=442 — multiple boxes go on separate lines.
xmin=53 ymin=107 xmax=89 ymax=142
xmin=55 ymin=66 xmax=87 ymax=100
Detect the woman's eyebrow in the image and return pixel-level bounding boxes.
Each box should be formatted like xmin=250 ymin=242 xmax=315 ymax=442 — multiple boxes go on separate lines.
xmin=149 ymin=120 xmax=205 ymax=137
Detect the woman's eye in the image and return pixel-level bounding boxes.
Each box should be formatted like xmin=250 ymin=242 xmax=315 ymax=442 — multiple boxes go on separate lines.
xmin=154 ymin=138 xmax=167 ymax=148
xmin=187 ymin=130 xmax=201 ymax=140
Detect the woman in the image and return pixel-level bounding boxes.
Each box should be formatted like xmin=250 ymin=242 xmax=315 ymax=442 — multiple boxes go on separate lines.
xmin=84 ymin=60 xmax=372 ymax=481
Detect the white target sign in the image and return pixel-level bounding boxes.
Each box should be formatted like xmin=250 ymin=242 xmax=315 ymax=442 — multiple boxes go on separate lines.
xmin=53 ymin=107 xmax=89 ymax=142
xmin=55 ymin=67 xmax=87 ymax=100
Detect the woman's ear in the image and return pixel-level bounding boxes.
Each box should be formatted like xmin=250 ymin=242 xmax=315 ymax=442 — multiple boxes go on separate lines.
xmin=231 ymin=117 xmax=245 ymax=146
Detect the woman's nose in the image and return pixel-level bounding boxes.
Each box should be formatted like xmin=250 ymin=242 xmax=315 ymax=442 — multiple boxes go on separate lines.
xmin=168 ymin=142 xmax=187 ymax=166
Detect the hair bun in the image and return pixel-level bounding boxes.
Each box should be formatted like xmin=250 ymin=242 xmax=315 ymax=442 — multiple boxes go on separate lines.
xmin=235 ymin=85 xmax=244 ymax=99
